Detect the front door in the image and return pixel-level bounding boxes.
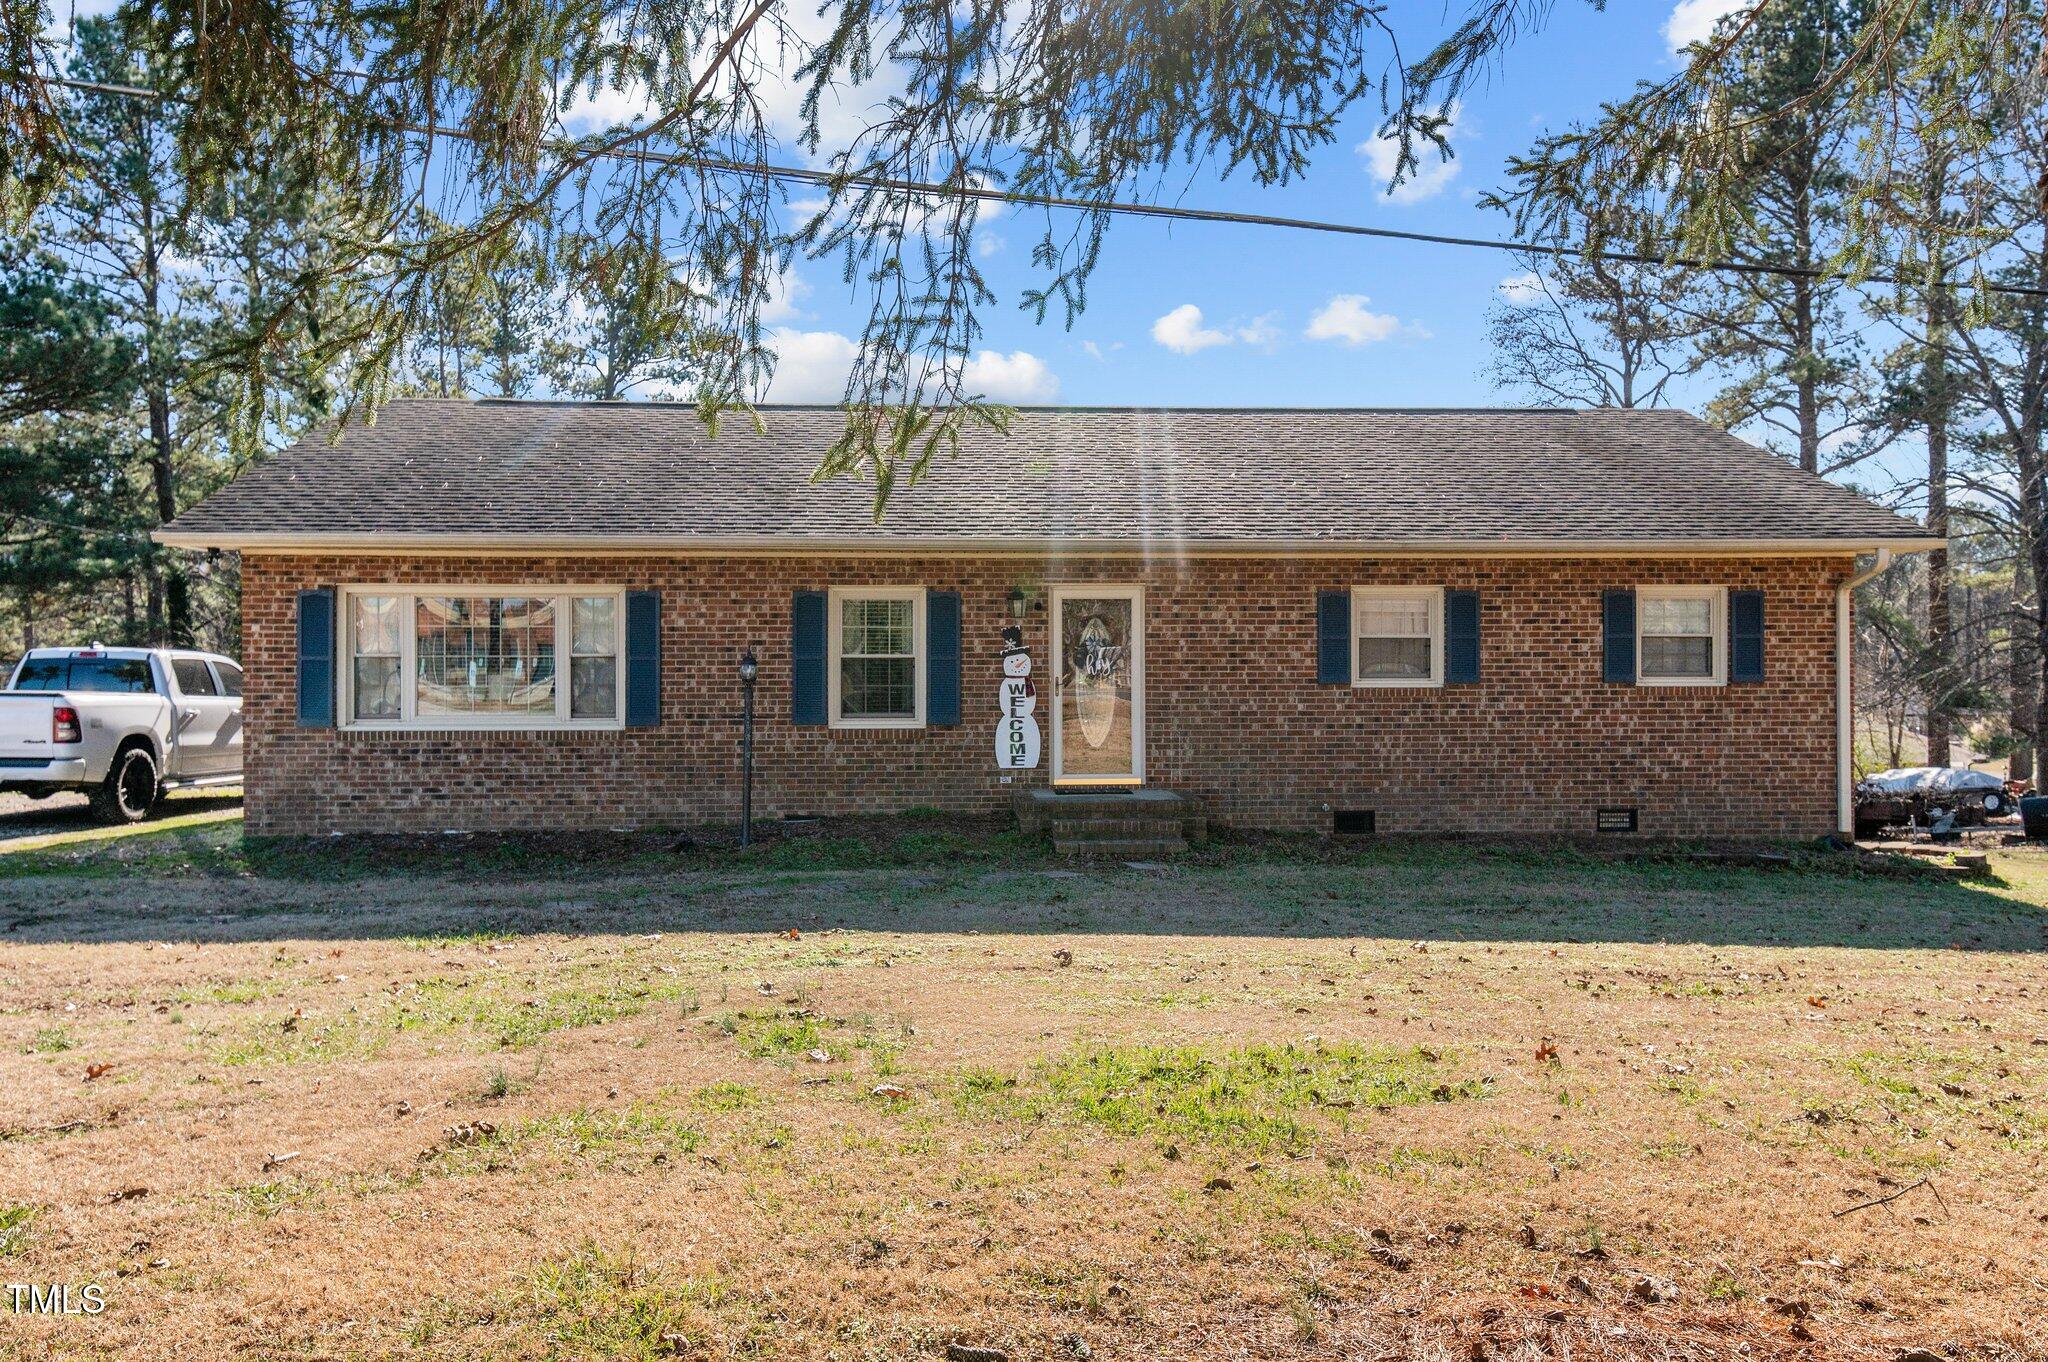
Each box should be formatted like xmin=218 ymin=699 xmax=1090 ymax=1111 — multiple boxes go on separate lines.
xmin=1050 ymin=585 xmax=1144 ymax=785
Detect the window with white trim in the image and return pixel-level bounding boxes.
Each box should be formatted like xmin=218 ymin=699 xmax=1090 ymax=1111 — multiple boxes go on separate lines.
xmin=828 ymin=587 xmax=925 ymax=727
xmin=1351 ymin=586 xmax=1444 ymax=688
xmin=342 ymin=588 xmax=626 ymax=728
xmin=1638 ymin=585 xmax=1725 ymax=685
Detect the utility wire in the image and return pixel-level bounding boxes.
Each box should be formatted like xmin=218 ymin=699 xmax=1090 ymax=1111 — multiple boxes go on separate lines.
xmin=45 ymin=73 xmax=2048 ymax=301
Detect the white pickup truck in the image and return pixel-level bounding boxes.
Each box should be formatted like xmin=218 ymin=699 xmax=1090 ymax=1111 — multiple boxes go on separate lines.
xmin=0 ymin=646 xmax=244 ymax=823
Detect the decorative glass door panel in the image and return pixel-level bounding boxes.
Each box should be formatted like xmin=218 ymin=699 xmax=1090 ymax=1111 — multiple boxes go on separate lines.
xmin=1050 ymin=587 xmax=1144 ymax=784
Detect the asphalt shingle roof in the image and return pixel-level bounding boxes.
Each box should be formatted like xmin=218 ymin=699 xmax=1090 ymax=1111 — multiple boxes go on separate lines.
xmin=158 ymin=400 xmax=1937 ymax=552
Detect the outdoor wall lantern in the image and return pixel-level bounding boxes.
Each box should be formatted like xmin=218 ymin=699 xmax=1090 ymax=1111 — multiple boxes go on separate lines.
xmin=738 ymin=646 xmax=759 ymax=848
xmin=1007 ymin=587 xmax=1031 ymax=620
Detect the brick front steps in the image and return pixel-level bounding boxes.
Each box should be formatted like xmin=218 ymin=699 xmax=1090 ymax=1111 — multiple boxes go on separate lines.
xmin=1012 ymin=789 xmax=1208 ymax=858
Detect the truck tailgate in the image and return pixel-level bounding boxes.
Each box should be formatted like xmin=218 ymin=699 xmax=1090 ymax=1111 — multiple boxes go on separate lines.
xmin=0 ymin=693 xmax=60 ymax=759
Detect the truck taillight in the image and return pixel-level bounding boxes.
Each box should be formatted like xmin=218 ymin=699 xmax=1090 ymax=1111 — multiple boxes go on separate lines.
xmin=52 ymin=705 xmax=81 ymax=744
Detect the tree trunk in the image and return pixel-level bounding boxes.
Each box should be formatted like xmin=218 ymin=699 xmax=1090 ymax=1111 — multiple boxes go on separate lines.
xmin=1925 ymin=416 xmax=1951 ymax=766
xmin=1922 ymin=159 xmax=1954 ymax=769
xmin=138 ymin=192 xmax=191 ymax=647
xmin=1791 ymin=186 xmax=1820 ymax=474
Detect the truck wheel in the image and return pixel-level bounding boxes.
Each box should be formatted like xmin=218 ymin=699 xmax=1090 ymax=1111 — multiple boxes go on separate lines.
xmin=89 ymin=745 xmax=160 ymax=824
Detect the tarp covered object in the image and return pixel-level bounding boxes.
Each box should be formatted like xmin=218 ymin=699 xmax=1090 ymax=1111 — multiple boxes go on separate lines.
xmin=1857 ymin=767 xmax=2005 ymax=796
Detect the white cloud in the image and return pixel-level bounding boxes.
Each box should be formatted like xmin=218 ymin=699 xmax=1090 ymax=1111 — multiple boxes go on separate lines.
xmin=1304 ymin=295 xmax=1404 ymax=347
xmin=758 ymin=270 xmax=811 ymax=324
xmin=765 ymin=327 xmax=858 ymax=403
xmin=553 ymin=6 xmax=903 ymax=160
xmin=975 ymin=231 xmax=1005 ymax=259
xmin=1664 ymin=0 xmax=1750 ymax=54
xmin=1151 ymin=304 xmax=1231 ymax=354
xmin=40 ymin=0 xmax=120 ymax=46
xmin=1150 ymin=304 xmax=1277 ymax=355
xmin=559 ymin=80 xmax=661 ymax=134
xmin=961 ymin=349 xmax=1059 ymax=403
xmin=1358 ymin=102 xmax=1465 ymax=205
xmin=764 ymin=331 xmax=1057 ymax=405
xmin=1496 ymin=271 xmax=1545 ymax=304
xmin=1235 ymin=313 xmax=1281 ymax=348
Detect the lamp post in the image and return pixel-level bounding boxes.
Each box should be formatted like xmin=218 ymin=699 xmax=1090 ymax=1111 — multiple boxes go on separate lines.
xmin=738 ymin=646 xmax=759 ymax=848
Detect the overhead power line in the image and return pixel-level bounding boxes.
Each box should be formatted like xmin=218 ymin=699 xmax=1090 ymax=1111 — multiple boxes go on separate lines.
xmin=45 ymin=73 xmax=2048 ymax=301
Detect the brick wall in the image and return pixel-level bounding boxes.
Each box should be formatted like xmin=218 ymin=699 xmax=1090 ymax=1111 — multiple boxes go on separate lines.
xmin=239 ymin=553 xmax=1852 ymax=838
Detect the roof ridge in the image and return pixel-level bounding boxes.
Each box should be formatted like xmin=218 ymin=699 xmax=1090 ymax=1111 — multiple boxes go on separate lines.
xmin=448 ymin=397 xmax=1610 ymax=415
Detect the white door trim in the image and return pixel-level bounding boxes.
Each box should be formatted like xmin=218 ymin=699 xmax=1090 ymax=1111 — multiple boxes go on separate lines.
xmin=1048 ymin=583 xmax=1145 ymax=786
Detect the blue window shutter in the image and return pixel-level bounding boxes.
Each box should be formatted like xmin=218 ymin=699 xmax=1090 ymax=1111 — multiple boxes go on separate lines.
xmin=625 ymin=590 xmax=661 ymax=727
xmin=927 ymin=590 xmax=962 ymax=726
xmin=1731 ymin=589 xmax=1765 ymax=683
xmin=1603 ymin=589 xmax=1637 ymax=685
xmin=1317 ymin=591 xmax=1351 ymax=684
xmin=296 ymin=588 xmax=335 ymax=727
xmin=792 ymin=590 xmax=828 ymax=726
xmin=1445 ymin=589 xmax=1481 ymax=685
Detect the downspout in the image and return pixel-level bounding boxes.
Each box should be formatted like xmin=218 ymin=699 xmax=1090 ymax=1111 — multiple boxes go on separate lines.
xmin=1838 ymin=548 xmax=1894 ymax=836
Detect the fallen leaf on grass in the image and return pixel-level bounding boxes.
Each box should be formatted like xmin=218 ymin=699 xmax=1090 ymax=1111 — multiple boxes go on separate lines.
xmin=781 ymin=928 xmax=800 ymax=940
xmin=84 ymin=1063 xmax=114 ymax=1082
xmin=806 ymin=1048 xmax=831 ymax=1064
xmin=1535 ymin=1039 xmax=1560 ymax=1064
xmin=1807 ymin=996 xmax=1827 ymax=1009
xmin=1052 ymin=948 xmax=1073 ymax=967
xmin=260 ymin=1151 xmax=300 ymax=1173
xmin=1566 ymin=1274 xmax=1598 ymax=1298
xmin=1203 ymin=1176 xmax=1234 ymax=1193
xmin=871 ymin=1083 xmax=910 ymax=1100
xmin=106 ymin=1186 xmax=147 ymax=1203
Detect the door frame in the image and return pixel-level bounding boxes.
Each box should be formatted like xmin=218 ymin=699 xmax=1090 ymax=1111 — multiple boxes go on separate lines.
xmin=1048 ymin=583 xmax=1145 ymax=786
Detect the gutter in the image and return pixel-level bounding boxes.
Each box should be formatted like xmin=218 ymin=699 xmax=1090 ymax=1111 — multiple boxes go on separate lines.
xmin=1838 ymin=548 xmax=1896 ymax=838
xmin=150 ymin=529 xmax=1950 ymax=558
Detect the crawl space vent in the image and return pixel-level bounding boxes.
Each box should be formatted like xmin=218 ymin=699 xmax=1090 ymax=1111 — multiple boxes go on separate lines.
xmin=1333 ymin=809 xmax=1376 ymax=836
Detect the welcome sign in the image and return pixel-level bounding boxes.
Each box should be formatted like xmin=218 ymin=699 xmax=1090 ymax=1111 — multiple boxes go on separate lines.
xmin=995 ymin=628 xmax=1042 ymax=770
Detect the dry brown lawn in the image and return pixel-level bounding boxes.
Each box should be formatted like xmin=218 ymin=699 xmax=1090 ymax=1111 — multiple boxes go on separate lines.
xmin=3 ymin=825 xmax=2047 ymax=1362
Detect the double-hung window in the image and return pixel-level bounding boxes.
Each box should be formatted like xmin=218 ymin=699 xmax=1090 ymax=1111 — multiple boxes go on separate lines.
xmin=1637 ymin=586 xmax=1725 ymax=685
xmin=828 ymin=587 xmax=926 ymax=727
xmin=342 ymin=588 xmax=625 ymax=729
xmin=1351 ymin=586 xmax=1444 ymax=688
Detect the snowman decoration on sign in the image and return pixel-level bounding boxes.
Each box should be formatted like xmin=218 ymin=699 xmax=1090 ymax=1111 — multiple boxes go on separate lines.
xmin=994 ymin=624 xmax=1042 ymax=770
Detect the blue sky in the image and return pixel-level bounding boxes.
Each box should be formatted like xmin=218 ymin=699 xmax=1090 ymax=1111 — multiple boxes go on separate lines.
xmin=760 ymin=0 xmax=1744 ymax=412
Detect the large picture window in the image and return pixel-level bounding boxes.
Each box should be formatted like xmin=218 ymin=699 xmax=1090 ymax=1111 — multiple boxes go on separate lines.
xmin=1351 ymin=586 xmax=1444 ymax=688
xmin=342 ymin=588 xmax=625 ymax=729
xmin=1638 ymin=586 xmax=1726 ymax=685
xmin=828 ymin=587 xmax=926 ymax=727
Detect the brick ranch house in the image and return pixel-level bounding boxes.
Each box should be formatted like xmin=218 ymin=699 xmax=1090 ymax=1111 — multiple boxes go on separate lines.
xmin=157 ymin=400 xmax=1939 ymax=840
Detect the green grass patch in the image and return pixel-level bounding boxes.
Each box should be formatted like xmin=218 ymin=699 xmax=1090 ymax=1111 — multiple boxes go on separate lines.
xmin=211 ymin=1015 xmax=388 ymax=1067
xmin=516 ymin=1105 xmax=702 ymax=1165
xmin=389 ymin=975 xmax=700 ymax=1051
xmin=175 ymin=978 xmax=288 ymax=1006
xmin=714 ymin=1008 xmax=904 ymax=1069
xmin=1023 ymin=1042 xmax=1488 ymax=1154
xmin=0 ymin=1205 xmax=35 ymax=1256
xmin=405 ymin=1242 xmax=743 ymax=1355
xmin=25 ymin=1027 xmax=73 ymax=1054
xmin=690 ymin=1081 xmax=765 ymax=1112
xmin=215 ymin=1177 xmax=321 ymax=1218
xmin=398 ymin=929 xmax=518 ymax=951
